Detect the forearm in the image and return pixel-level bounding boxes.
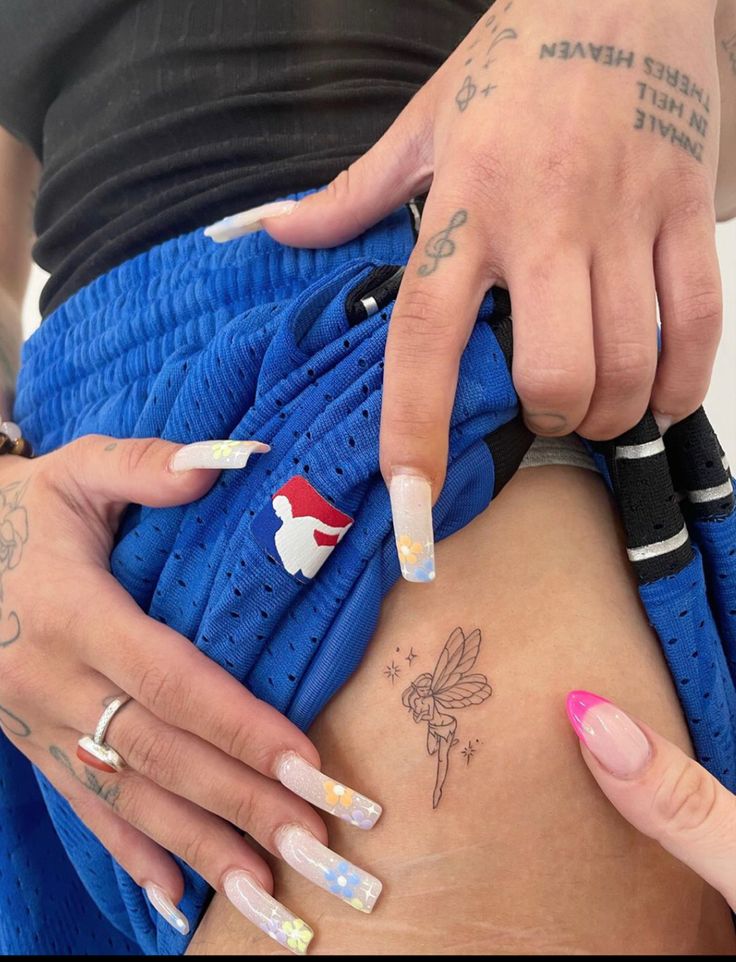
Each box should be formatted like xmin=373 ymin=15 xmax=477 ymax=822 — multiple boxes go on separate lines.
xmin=0 ymin=285 xmax=21 ymax=421
xmin=717 ymin=0 xmax=736 ymax=218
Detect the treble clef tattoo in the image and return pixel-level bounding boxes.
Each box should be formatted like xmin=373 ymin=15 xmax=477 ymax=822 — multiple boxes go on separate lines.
xmin=417 ymin=210 xmax=468 ymax=277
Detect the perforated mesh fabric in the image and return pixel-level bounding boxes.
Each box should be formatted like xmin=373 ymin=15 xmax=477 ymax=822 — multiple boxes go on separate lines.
xmin=6 ymin=192 xmax=736 ymax=953
xmin=6 ymin=197 xmax=522 ymax=954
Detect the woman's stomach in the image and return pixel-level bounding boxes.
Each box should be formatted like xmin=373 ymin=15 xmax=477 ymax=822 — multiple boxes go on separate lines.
xmin=189 ymin=465 xmax=735 ymax=954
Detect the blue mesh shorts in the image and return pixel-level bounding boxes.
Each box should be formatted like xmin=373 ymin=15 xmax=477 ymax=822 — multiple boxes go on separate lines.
xmin=2 ymin=193 xmax=736 ymax=954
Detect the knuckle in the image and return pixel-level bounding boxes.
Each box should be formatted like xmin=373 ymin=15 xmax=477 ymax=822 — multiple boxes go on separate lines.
xmin=180 ymin=830 xmax=209 ymax=872
xmin=119 ymin=438 xmax=160 ymax=478
xmin=653 ymin=758 xmax=718 ymax=838
xmin=513 ymin=362 xmax=591 ymax=412
xmin=667 ymin=288 xmax=722 ymax=340
xmin=594 ymin=342 xmax=656 ymax=397
xmin=325 ymin=167 xmax=353 ymax=205
xmin=123 ymin=721 xmax=179 ymax=778
xmin=665 ymin=182 xmax=716 ymax=230
xmin=214 ymin=716 xmax=253 ymax=762
xmin=231 ymin=788 xmax=257 ymax=831
xmin=136 ymin=664 xmax=190 ymax=719
xmin=393 ymin=285 xmax=459 ymax=344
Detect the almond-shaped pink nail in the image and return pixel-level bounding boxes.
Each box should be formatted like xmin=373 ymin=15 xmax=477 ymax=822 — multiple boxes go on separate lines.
xmin=566 ymin=690 xmax=651 ymax=778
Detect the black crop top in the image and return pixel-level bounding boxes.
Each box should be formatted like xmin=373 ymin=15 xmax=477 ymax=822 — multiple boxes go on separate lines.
xmin=0 ymin=0 xmax=488 ymax=315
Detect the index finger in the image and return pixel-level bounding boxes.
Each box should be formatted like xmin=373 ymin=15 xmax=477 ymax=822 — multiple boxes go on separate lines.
xmin=567 ymin=691 xmax=736 ymax=911
xmin=380 ymin=194 xmax=489 ymax=582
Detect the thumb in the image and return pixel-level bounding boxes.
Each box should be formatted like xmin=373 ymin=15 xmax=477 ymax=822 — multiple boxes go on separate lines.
xmin=567 ymin=690 xmax=736 ymax=910
xmin=206 ymin=94 xmax=432 ymax=249
xmin=57 ymin=435 xmax=269 ymax=512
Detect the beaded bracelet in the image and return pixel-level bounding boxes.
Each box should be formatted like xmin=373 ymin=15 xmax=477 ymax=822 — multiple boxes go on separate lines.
xmin=0 ymin=421 xmax=33 ymax=458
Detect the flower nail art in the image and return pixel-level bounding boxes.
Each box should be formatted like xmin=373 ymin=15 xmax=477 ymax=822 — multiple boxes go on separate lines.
xmin=276 ymin=825 xmax=382 ymax=913
xmin=389 ymin=473 xmax=436 ymax=583
xmin=324 ymin=861 xmax=361 ymax=899
xmin=324 ymin=780 xmax=353 ymax=808
xmin=169 ymin=439 xmax=269 ymax=472
xmin=397 ymin=534 xmax=424 ymax=566
xmin=223 ymin=870 xmax=314 ymax=956
xmin=275 ymin=752 xmax=382 ymax=829
xmin=281 ymin=918 xmax=313 ymax=954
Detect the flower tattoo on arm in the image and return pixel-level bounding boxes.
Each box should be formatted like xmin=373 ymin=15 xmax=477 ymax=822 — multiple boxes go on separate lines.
xmin=402 ymin=627 xmax=492 ymax=808
xmin=0 ymin=479 xmax=28 ymax=647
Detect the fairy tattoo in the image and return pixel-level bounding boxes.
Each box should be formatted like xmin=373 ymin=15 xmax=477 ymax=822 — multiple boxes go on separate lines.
xmin=402 ymin=627 xmax=491 ymax=808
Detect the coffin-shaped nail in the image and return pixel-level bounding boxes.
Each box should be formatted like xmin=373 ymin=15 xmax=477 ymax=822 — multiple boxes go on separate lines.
xmin=276 ymin=752 xmax=382 ymax=830
xmin=389 ymin=471 xmax=435 ymax=583
xmin=275 ymin=825 xmax=382 ymax=913
xmin=169 ymin=440 xmax=270 ymax=472
xmin=204 ymin=200 xmax=298 ymax=242
xmin=143 ymin=881 xmax=190 ymax=935
xmin=223 ymin=870 xmax=314 ymax=955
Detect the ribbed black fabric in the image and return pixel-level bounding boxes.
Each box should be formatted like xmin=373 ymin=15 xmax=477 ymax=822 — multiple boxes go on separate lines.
xmin=0 ymin=0 xmax=489 ymax=316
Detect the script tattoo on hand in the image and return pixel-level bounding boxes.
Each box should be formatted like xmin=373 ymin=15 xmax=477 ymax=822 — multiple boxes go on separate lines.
xmin=456 ymin=1 xmax=517 ymax=112
xmin=0 ymin=702 xmax=31 ymax=737
xmin=0 ymin=479 xmax=28 ymax=647
xmin=402 ymin=627 xmax=491 ymax=808
xmin=539 ymin=41 xmax=711 ymax=164
xmin=417 ymin=210 xmax=468 ymax=277
xmin=49 ymin=744 xmax=121 ymax=808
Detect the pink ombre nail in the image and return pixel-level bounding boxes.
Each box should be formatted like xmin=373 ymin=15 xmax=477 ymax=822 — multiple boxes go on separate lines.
xmin=566 ymin=690 xmax=651 ymax=778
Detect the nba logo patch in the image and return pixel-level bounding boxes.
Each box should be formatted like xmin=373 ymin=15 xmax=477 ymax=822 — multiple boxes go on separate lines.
xmin=252 ymin=476 xmax=353 ymax=582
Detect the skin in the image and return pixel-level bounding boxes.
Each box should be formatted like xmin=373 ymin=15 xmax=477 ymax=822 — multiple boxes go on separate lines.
xmin=187 ymin=467 xmax=736 ymax=954
xmin=0 ymin=0 xmax=734 ymax=947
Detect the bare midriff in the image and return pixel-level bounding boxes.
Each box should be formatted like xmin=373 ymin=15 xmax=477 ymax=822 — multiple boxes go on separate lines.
xmin=188 ymin=466 xmax=736 ymax=955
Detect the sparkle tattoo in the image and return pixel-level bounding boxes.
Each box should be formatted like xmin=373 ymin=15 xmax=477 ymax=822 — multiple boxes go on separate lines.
xmin=461 ymin=739 xmax=480 ymax=766
xmin=0 ymin=479 xmax=28 ymax=647
xmin=383 ymin=659 xmax=401 ymax=685
xmin=402 ymin=627 xmax=491 ymax=808
xmin=456 ymin=3 xmax=517 ymax=112
xmin=417 ymin=210 xmax=468 ymax=277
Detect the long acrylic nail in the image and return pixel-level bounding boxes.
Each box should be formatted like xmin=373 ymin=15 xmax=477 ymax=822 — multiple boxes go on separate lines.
xmin=143 ymin=882 xmax=190 ymax=936
xmin=223 ymin=870 xmax=314 ymax=956
xmin=566 ymin=691 xmax=651 ymax=778
xmin=204 ymin=200 xmax=298 ymax=243
xmin=276 ymin=752 xmax=382 ymax=830
xmin=275 ymin=825 xmax=382 ymax=913
xmin=169 ymin=440 xmax=270 ymax=472
xmin=389 ymin=471 xmax=435 ymax=583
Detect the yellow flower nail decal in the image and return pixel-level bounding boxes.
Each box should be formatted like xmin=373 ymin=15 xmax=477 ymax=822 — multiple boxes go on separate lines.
xmin=282 ymin=918 xmax=313 ymax=954
xmin=211 ymin=439 xmax=240 ymax=460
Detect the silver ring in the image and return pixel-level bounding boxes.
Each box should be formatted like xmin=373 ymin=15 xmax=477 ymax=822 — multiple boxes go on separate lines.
xmin=77 ymin=735 xmax=126 ymax=773
xmin=93 ymin=694 xmax=132 ymax=745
